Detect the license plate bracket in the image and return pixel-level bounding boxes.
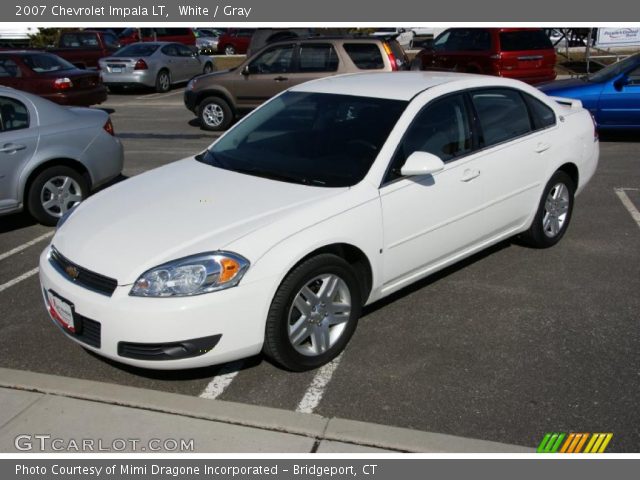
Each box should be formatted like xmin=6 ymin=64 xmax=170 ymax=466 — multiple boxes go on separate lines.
xmin=46 ymin=290 xmax=82 ymax=334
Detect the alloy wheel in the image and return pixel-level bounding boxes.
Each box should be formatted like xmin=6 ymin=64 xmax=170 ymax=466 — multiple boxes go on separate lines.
xmin=287 ymin=274 xmax=352 ymax=356
xmin=40 ymin=176 xmax=83 ymax=218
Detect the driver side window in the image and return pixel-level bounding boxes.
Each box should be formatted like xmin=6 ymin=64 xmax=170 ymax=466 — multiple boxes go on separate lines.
xmin=249 ymin=45 xmax=295 ymax=74
xmin=433 ymin=31 xmax=451 ymax=52
xmin=628 ymin=66 xmax=640 ymax=85
xmin=385 ymin=94 xmax=472 ymax=183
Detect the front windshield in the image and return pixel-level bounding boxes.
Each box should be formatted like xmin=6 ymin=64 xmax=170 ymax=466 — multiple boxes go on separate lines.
xmin=588 ymin=53 xmax=640 ymax=83
xmin=23 ymin=53 xmax=75 ymax=73
xmin=199 ymin=91 xmax=408 ymax=188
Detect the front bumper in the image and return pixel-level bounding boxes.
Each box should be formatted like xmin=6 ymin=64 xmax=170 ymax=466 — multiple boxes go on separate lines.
xmin=184 ymin=88 xmax=197 ymax=112
xmin=39 ymin=247 xmax=271 ymax=369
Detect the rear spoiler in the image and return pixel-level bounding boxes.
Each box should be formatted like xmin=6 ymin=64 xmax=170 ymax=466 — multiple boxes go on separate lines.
xmin=551 ymin=96 xmax=583 ymax=110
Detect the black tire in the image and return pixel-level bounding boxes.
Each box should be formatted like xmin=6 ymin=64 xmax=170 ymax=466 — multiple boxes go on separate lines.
xmin=224 ymin=44 xmax=236 ymax=55
xmin=198 ymin=96 xmax=233 ymax=131
xmin=155 ymin=69 xmax=171 ymax=93
xmin=263 ymin=254 xmax=362 ymax=371
xmin=27 ymin=165 xmax=88 ymax=226
xmin=203 ymin=62 xmax=214 ymax=74
xmin=521 ymin=170 xmax=575 ymax=248
xmin=107 ymin=85 xmax=125 ymax=94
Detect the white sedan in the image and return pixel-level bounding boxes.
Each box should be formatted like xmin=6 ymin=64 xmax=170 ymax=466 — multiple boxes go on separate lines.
xmin=39 ymin=72 xmax=599 ymax=371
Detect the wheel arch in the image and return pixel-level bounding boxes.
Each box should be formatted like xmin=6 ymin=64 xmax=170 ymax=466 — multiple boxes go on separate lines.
xmin=557 ymin=162 xmax=579 ymax=190
xmin=275 ymin=243 xmax=374 ymax=307
xmin=22 ymin=158 xmax=91 ymax=206
xmin=195 ymin=89 xmax=236 ymax=114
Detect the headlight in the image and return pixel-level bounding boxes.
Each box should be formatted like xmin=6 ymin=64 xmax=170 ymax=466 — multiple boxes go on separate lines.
xmin=130 ymin=252 xmax=249 ymax=297
xmin=56 ymin=205 xmax=78 ymax=232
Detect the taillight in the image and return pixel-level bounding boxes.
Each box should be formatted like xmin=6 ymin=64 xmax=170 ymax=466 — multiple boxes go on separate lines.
xmin=382 ymin=42 xmax=398 ymax=71
xmin=103 ymin=118 xmax=115 ymax=136
xmin=53 ymin=78 xmax=73 ymax=90
xmin=134 ymin=59 xmax=148 ymax=70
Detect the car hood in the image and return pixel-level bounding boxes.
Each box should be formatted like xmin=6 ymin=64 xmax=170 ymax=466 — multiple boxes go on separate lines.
xmin=53 ymin=158 xmax=344 ymax=284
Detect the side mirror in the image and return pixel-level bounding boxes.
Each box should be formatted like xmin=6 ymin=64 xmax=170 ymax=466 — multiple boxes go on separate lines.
xmin=614 ymin=75 xmax=629 ymax=91
xmin=400 ymin=151 xmax=445 ymax=177
xmin=241 ymin=65 xmax=252 ymax=76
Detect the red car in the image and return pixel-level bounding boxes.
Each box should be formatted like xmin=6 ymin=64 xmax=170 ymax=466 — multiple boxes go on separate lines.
xmin=217 ymin=29 xmax=254 ymax=55
xmin=118 ymin=28 xmax=196 ymax=47
xmin=0 ymin=51 xmax=107 ymax=106
xmin=414 ymin=28 xmax=556 ymax=85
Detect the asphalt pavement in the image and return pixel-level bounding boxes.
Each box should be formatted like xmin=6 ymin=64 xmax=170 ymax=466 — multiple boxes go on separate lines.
xmin=0 ymin=86 xmax=638 ymax=452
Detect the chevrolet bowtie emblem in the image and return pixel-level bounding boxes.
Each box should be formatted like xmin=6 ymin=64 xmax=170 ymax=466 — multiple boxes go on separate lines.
xmin=65 ymin=265 xmax=80 ymax=280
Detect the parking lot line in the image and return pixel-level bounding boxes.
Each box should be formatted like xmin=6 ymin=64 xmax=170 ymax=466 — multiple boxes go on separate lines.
xmin=614 ymin=188 xmax=640 ymax=230
xmin=135 ymin=90 xmax=185 ymax=101
xmin=199 ymin=360 xmax=244 ymax=400
xmin=0 ymin=267 xmax=39 ymax=294
xmin=0 ymin=231 xmax=53 ymax=262
xmin=296 ymin=354 xmax=343 ymax=414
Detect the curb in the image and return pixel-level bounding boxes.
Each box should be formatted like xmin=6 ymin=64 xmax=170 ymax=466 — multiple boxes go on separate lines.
xmin=0 ymin=367 xmax=532 ymax=453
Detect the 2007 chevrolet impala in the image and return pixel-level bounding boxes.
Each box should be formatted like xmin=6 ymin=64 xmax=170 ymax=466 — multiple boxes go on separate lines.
xmin=39 ymin=72 xmax=598 ymax=371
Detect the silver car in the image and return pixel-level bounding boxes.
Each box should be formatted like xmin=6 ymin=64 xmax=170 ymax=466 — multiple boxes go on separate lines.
xmin=99 ymin=42 xmax=215 ymax=93
xmin=0 ymin=87 xmax=123 ymax=225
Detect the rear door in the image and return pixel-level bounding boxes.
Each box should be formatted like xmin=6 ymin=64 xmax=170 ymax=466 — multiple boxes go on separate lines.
xmin=285 ymin=43 xmax=340 ymax=86
xmin=0 ymin=95 xmax=37 ymax=210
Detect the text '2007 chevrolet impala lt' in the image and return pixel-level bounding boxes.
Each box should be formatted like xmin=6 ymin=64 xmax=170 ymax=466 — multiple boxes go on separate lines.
xmin=40 ymin=72 xmax=599 ymax=371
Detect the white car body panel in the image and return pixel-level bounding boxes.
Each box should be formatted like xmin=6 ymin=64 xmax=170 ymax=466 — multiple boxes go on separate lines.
xmin=40 ymin=72 xmax=599 ymax=369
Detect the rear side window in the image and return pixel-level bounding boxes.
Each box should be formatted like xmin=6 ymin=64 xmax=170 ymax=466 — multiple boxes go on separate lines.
xmin=471 ymin=89 xmax=532 ymax=147
xmin=103 ymin=33 xmax=119 ymax=49
xmin=524 ymin=94 xmax=556 ymax=130
xmin=0 ymin=58 xmax=21 ymax=78
xmin=0 ymin=97 xmax=29 ymax=132
xmin=499 ymin=30 xmax=553 ymax=51
xmin=298 ymin=44 xmax=339 ymax=72
xmin=343 ymin=43 xmax=384 ymax=70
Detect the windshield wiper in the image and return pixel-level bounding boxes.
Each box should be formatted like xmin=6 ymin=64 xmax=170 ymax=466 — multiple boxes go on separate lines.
xmin=227 ymin=165 xmax=313 ymax=185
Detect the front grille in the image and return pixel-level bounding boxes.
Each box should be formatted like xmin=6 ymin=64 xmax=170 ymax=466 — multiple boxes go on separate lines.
xmin=50 ymin=247 xmax=118 ymax=297
xmin=118 ymin=335 xmax=222 ymax=361
xmin=75 ymin=315 xmax=101 ymax=348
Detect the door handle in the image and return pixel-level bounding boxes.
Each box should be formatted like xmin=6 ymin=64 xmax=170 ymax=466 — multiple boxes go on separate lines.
xmin=0 ymin=143 xmax=26 ymax=153
xmin=274 ymin=76 xmax=288 ymax=82
xmin=535 ymin=142 xmax=551 ymax=153
xmin=460 ymin=168 xmax=480 ymax=182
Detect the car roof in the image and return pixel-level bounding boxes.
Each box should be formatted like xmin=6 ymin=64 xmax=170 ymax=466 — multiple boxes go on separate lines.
xmin=290 ymin=71 xmax=517 ymax=101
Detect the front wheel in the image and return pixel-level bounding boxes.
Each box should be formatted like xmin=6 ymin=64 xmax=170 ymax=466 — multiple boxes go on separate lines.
xmin=198 ymin=96 xmax=233 ymax=131
xmin=203 ymin=62 xmax=214 ymax=74
xmin=224 ymin=45 xmax=236 ymax=55
xmin=521 ymin=170 xmax=575 ymax=248
xmin=263 ymin=254 xmax=362 ymax=371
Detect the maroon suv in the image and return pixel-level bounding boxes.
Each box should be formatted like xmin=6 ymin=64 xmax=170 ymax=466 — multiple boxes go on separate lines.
xmin=414 ymin=28 xmax=556 ymax=85
xmin=0 ymin=51 xmax=107 ymax=106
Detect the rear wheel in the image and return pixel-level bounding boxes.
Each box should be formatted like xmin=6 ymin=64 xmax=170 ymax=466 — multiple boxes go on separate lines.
xmin=155 ymin=70 xmax=171 ymax=93
xmin=521 ymin=170 xmax=575 ymax=248
xmin=198 ymin=96 xmax=233 ymax=131
xmin=27 ymin=166 xmax=88 ymax=226
xmin=263 ymin=254 xmax=362 ymax=371
xmin=224 ymin=44 xmax=236 ymax=55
